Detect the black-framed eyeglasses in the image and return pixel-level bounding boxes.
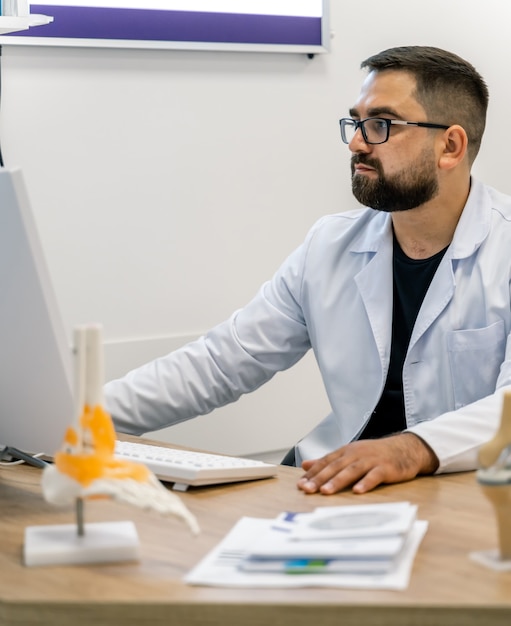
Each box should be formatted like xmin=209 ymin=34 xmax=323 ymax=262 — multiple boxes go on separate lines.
xmin=339 ymin=117 xmax=450 ymax=145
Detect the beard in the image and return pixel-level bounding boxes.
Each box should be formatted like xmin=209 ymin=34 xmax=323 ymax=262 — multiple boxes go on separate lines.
xmin=351 ymin=148 xmax=439 ymax=212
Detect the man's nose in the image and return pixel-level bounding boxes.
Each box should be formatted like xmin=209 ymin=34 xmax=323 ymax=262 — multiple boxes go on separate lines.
xmin=349 ymin=127 xmax=372 ymax=153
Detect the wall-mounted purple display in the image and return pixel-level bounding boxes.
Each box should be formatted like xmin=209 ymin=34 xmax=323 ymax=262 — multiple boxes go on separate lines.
xmin=1 ymin=1 xmax=330 ymax=54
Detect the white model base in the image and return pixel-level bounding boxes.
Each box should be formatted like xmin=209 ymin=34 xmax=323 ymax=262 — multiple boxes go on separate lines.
xmin=24 ymin=520 xmax=140 ymax=567
xmin=469 ymin=549 xmax=511 ymax=571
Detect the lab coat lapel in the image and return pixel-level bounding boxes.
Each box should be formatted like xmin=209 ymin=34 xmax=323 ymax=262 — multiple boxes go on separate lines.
xmin=409 ymin=256 xmax=455 ymax=350
xmin=354 ymin=221 xmax=394 ymax=371
xmin=408 ymin=178 xmax=491 ymax=350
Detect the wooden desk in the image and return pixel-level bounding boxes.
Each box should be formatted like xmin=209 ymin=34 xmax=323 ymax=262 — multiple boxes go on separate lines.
xmin=1 ymin=446 xmax=510 ymax=626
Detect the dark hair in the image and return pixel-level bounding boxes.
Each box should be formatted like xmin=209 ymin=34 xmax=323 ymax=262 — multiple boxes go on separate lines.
xmin=361 ymin=46 xmax=489 ymax=164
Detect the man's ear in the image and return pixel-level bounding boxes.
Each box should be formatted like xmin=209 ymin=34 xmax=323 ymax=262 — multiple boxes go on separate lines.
xmin=438 ymin=125 xmax=468 ymax=170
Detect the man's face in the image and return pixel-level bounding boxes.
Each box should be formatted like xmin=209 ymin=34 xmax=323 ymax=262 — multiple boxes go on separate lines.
xmin=348 ymin=70 xmax=440 ymax=212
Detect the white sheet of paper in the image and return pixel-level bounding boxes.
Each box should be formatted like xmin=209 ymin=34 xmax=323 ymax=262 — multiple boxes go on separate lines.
xmin=184 ymin=516 xmax=428 ymax=589
xmin=287 ymin=502 xmax=417 ymax=541
xmin=245 ymin=524 xmax=405 ymax=559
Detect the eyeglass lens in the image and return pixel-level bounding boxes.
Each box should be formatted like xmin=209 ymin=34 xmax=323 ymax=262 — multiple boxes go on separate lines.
xmin=341 ymin=118 xmax=389 ymax=145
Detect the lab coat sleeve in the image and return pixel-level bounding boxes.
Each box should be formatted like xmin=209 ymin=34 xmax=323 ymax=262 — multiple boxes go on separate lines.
xmin=104 ymin=238 xmax=315 ymax=436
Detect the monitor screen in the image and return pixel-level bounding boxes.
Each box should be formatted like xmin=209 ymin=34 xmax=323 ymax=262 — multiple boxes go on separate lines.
xmin=0 ymin=168 xmax=75 ymax=457
xmin=0 ymin=0 xmax=330 ymax=55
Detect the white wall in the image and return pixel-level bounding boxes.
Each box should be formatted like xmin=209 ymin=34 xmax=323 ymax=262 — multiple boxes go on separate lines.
xmin=2 ymin=0 xmax=510 ymax=457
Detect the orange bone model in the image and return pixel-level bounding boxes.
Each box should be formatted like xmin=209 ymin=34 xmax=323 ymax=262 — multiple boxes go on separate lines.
xmin=55 ymin=404 xmax=150 ymax=487
xmin=41 ymin=325 xmax=199 ymax=535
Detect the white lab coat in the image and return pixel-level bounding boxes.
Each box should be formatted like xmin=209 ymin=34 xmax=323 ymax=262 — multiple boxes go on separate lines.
xmin=104 ymin=178 xmax=511 ymax=473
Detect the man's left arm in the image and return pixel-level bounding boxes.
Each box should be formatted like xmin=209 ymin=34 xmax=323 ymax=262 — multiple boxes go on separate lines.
xmin=298 ymin=384 xmax=511 ymax=495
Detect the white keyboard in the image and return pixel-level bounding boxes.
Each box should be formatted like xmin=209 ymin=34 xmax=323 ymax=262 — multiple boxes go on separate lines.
xmin=114 ymin=440 xmax=278 ymax=491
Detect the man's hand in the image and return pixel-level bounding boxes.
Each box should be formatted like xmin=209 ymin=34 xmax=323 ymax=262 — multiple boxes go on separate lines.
xmin=296 ymin=433 xmax=439 ymax=495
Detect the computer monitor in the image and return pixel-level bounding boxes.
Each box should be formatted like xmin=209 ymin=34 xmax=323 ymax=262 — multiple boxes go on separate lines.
xmin=0 ymin=167 xmax=75 ymax=458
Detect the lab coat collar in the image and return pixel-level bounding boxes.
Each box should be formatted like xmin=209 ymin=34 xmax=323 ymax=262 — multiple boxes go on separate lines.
xmin=449 ymin=178 xmax=490 ymax=259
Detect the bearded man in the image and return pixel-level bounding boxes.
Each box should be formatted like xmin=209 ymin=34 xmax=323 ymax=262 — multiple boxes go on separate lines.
xmin=105 ymin=46 xmax=511 ymax=495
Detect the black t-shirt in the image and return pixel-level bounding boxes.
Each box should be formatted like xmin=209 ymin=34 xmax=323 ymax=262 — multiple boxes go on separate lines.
xmin=358 ymin=234 xmax=448 ymax=440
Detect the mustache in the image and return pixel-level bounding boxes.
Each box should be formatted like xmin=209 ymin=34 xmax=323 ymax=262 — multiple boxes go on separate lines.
xmin=350 ymin=154 xmax=383 ymax=173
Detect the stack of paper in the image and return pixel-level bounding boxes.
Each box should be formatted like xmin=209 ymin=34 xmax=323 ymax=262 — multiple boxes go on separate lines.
xmin=185 ymin=501 xmax=428 ymax=589
xmin=239 ymin=501 xmax=417 ymax=575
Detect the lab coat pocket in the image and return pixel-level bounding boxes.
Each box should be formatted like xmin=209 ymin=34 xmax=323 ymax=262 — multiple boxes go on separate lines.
xmin=447 ymin=320 xmax=506 ymax=409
